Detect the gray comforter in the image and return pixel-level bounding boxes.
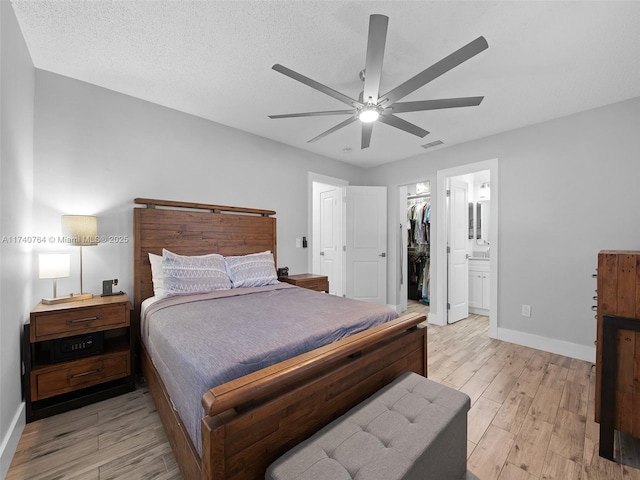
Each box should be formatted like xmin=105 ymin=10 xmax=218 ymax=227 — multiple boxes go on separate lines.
xmin=141 ymin=283 xmax=399 ymax=455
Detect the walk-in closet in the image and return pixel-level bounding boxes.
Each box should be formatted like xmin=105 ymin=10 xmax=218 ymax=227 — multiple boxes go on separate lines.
xmin=407 ymin=182 xmax=431 ymax=304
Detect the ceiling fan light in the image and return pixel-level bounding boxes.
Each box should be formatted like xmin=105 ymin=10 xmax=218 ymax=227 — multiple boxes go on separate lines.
xmin=359 ymin=106 xmax=379 ymax=123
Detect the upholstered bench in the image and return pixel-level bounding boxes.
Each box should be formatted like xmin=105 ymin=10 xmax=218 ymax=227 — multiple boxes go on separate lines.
xmin=266 ymin=372 xmax=471 ymax=480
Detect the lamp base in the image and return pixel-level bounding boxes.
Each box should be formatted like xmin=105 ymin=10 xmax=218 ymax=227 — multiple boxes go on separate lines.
xmin=42 ymin=293 xmax=94 ymax=305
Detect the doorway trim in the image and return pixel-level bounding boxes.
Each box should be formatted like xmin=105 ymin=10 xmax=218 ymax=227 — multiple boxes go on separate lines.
xmin=308 ymin=172 xmax=348 ymax=280
xmin=435 ymin=158 xmax=498 ymax=337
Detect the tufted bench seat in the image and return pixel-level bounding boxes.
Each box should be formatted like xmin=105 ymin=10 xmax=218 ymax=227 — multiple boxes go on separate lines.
xmin=266 ymin=372 xmax=471 ymax=480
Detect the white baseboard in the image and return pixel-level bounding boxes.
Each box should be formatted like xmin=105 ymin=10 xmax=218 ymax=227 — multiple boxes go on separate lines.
xmin=497 ymin=327 xmax=596 ymax=363
xmin=0 ymin=402 xmax=25 ymax=480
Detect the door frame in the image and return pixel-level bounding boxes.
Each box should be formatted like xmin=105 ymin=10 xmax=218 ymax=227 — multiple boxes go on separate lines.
xmin=308 ymin=172 xmax=348 ymax=290
xmin=434 ymin=158 xmax=498 ymax=338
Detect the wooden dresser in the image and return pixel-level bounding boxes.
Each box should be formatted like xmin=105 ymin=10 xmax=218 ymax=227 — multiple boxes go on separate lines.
xmin=595 ymin=250 xmax=640 ymax=436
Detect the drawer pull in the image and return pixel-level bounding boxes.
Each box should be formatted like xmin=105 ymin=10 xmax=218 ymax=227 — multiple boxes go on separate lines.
xmin=68 ymin=368 xmax=102 ymax=380
xmin=66 ymin=315 xmax=102 ymax=325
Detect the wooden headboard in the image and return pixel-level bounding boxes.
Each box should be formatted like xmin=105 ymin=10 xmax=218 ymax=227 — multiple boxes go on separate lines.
xmin=133 ymin=198 xmax=277 ymax=313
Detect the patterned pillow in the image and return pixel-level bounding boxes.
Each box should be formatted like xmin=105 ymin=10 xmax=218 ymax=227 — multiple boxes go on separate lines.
xmin=162 ymin=249 xmax=231 ymax=295
xmin=225 ymin=251 xmax=278 ymax=288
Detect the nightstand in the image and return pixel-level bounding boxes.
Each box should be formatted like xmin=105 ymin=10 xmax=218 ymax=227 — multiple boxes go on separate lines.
xmin=23 ymin=294 xmax=135 ymax=422
xmin=279 ymin=274 xmax=329 ymax=293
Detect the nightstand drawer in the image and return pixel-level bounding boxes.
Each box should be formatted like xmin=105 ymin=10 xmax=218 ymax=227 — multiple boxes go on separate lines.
xmin=279 ymin=274 xmax=329 ymax=292
xmin=31 ymin=351 xmax=130 ymax=401
xmin=32 ymin=304 xmax=128 ymax=341
xmin=301 ymin=280 xmax=328 ymax=292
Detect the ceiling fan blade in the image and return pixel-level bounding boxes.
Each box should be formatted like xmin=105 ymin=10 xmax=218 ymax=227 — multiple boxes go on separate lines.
xmin=273 ymin=64 xmax=361 ymax=108
xmin=361 ymin=122 xmax=374 ymax=149
xmin=378 ymin=114 xmax=429 ymax=138
xmin=308 ymin=116 xmax=359 ymax=143
xmin=362 ymin=14 xmax=389 ymax=104
xmin=390 ymin=96 xmax=484 ymax=113
xmin=380 ymin=36 xmax=488 ymax=106
xmin=269 ymin=109 xmax=355 ymax=119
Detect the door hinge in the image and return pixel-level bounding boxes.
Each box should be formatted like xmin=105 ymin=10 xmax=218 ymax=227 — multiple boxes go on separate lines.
xmin=446 ymin=189 xmax=451 ymax=197
xmin=447 ymin=302 xmax=451 ymax=310
xmin=447 ymin=246 xmax=451 ymax=253
xmin=343 ymin=245 xmax=346 ymax=252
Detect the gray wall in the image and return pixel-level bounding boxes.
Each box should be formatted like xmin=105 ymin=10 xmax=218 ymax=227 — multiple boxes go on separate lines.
xmin=367 ymin=96 xmax=640 ymax=355
xmin=0 ymin=2 xmax=34 ymax=477
xmin=31 ymin=70 xmax=367 ymax=303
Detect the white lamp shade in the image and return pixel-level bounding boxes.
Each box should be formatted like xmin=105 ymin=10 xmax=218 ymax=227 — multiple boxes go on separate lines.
xmin=39 ymin=253 xmax=71 ymax=279
xmin=61 ymin=215 xmax=98 ymax=246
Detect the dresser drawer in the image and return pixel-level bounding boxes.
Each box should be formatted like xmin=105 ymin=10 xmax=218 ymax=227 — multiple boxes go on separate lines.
xmin=31 ymin=304 xmax=129 ymax=342
xmin=31 ymin=351 xmax=130 ymax=401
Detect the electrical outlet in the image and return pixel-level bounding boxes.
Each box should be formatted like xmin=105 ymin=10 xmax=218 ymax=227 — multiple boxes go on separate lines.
xmin=521 ymin=304 xmax=531 ymax=317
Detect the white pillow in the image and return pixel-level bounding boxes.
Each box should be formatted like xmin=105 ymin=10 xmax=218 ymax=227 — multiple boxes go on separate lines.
xmin=162 ymin=249 xmax=231 ymax=295
xmin=148 ymin=253 xmax=166 ymax=297
xmin=225 ymin=251 xmax=278 ymax=288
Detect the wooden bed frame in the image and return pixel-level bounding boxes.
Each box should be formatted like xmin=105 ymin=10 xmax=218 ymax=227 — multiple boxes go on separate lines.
xmin=133 ymin=198 xmax=428 ymax=480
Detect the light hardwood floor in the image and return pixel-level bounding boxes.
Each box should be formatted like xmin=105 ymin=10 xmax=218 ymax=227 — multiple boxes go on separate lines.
xmin=7 ymin=301 xmax=639 ymax=479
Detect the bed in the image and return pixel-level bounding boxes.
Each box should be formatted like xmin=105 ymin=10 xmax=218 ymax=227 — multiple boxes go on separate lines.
xmin=133 ymin=198 xmax=427 ymax=480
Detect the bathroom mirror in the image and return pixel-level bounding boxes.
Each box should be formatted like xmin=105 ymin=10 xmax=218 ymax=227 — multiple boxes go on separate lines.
xmin=468 ymin=203 xmax=474 ymax=239
xmin=476 ymin=201 xmax=490 ymax=242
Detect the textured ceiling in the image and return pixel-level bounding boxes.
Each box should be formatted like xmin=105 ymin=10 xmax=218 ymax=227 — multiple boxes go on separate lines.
xmin=11 ymin=0 xmax=640 ymax=168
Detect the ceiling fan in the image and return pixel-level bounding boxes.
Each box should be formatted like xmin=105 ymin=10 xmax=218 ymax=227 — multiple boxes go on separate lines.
xmin=269 ymin=14 xmax=488 ymax=149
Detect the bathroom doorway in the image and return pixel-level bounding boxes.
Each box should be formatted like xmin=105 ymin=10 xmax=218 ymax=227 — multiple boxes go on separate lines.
xmin=435 ymin=159 xmax=498 ymax=336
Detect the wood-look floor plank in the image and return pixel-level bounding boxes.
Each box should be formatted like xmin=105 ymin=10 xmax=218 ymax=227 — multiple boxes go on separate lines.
xmin=7 ymin=301 xmax=638 ymax=480
xmin=507 ymin=414 xmax=554 ymax=477
xmin=468 ymin=395 xmax=502 ymax=444
xmin=528 ymin=384 xmax=562 ymax=424
xmin=541 ymin=450 xmax=584 ymax=480
xmin=492 ymin=389 xmax=534 ymax=435
xmin=548 ymin=408 xmax=587 ymax=464
xmin=497 ymin=462 xmax=539 ymax=480
xmin=467 ymin=424 xmax=516 ymax=480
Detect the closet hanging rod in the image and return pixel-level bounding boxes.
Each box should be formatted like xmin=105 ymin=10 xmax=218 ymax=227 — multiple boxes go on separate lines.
xmin=407 ymin=193 xmax=430 ymax=200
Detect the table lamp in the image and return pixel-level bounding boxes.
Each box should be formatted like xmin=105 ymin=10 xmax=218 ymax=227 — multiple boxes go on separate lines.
xmin=39 ymin=253 xmax=71 ymax=305
xmin=61 ymin=214 xmax=98 ymax=300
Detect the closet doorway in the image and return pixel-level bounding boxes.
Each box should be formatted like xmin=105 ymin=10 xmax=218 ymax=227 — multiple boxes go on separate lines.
xmin=401 ymin=181 xmax=432 ymax=315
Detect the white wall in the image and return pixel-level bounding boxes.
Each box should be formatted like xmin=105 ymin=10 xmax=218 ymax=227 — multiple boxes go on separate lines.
xmin=0 ymin=2 xmax=34 ymax=477
xmin=367 ymin=96 xmax=640 ymax=360
xmin=31 ymin=70 xmax=368 ymax=303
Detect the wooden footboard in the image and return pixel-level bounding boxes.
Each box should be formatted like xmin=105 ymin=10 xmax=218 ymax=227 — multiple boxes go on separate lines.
xmin=142 ymin=312 xmax=427 ymax=480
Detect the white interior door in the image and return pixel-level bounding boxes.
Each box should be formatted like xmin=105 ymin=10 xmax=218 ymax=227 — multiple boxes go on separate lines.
xmin=447 ymin=178 xmax=469 ymax=323
xmin=345 ymin=186 xmax=387 ymax=305
xmin=319 ymin=187 xmax=343 ymax=296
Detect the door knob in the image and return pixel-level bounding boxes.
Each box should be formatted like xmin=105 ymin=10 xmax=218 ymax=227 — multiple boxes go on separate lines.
xmin=379 ymin=253 xmax=386 ymax=257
